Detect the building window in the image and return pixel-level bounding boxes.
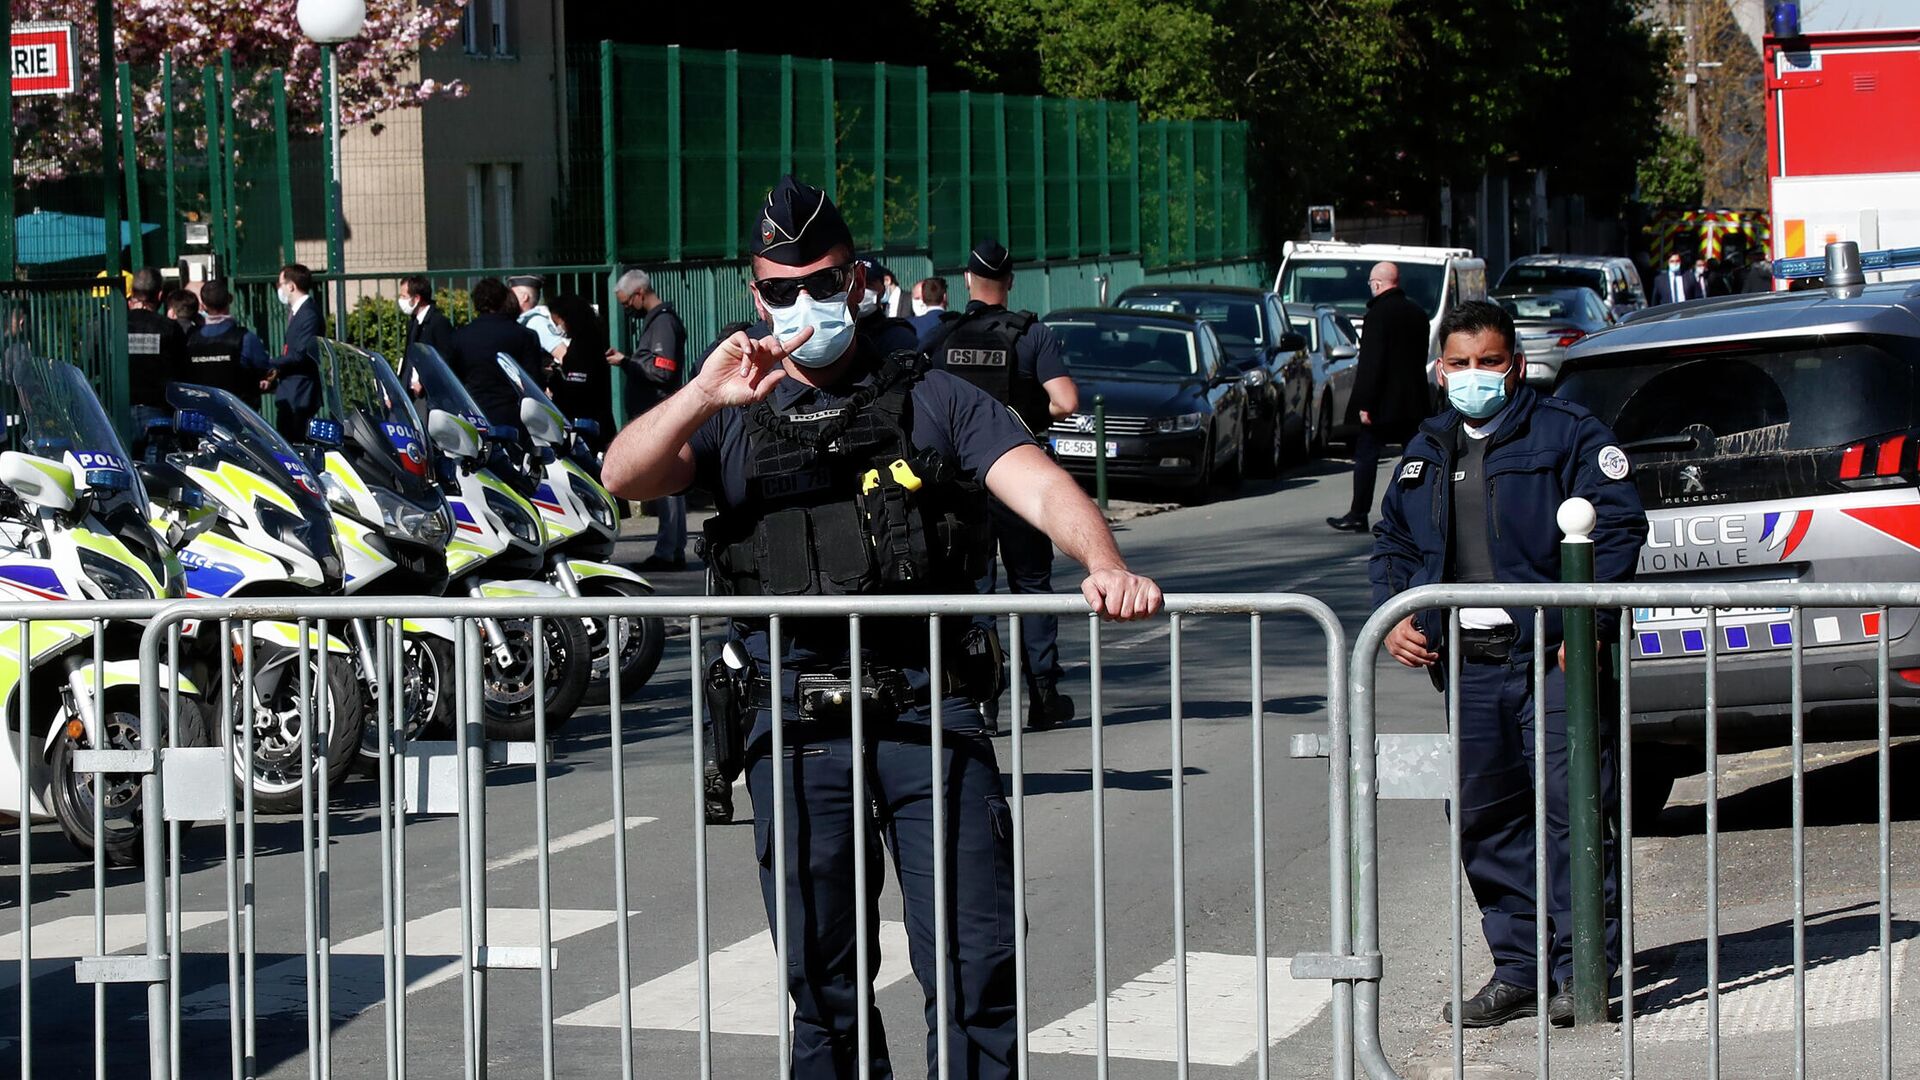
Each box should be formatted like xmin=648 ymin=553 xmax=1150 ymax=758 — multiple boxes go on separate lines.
xmin=493 ymin=166 xmax=517 ymax=267
xmin=464 ymin=0 xmax=513 ymax=58
xmin=466 ymin=166 xmax=485 ymax=266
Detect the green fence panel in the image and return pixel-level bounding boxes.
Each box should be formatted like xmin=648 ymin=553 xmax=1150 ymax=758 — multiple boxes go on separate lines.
xmin=967 ymin=93 xmax=1006 ymax=251
xmin=831 ymin=62 xmax=883 ymax=254
xmin=1041 ymin=100 xmax=1075 ymax=262
xmin=926 ymin=92 xmax=968 ymax=269
xmin=232 ymin=69 xmax=290 ymax=278
xmin=790 ymin=57 xmax=835 ymax=195
xmin=680 ymin=47 xmax=735 ymax=260
xmin=884 ymin=66 xmax=925 ymax=252
xmin=1 ymin=281 xmax=131 ymax=430
xmin=1004 ymin=96 xmax=1042 ymax=265
xmin=611 ymin=45 xmax=672 ymax=263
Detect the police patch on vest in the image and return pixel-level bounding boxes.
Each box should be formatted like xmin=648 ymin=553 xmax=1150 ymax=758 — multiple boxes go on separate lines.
xmin=752 ymin=466 xmax=831 ymax=500
xmin=1398 ymin=460 xmax=1425 ymax=483
xmin=1597 ymin=445 xmax=1630 ymax=480
xmin=127 ymin=333 xmax=161 ymax=355
xmin=945 ymin=348 xmax=1009 ymax=368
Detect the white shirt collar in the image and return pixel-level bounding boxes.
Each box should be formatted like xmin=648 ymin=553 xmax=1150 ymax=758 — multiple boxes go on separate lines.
xmin=288 ymin=292 xmax=309 ymax=318
xmin=1462 ymin=402 xmax=1510 ymax=440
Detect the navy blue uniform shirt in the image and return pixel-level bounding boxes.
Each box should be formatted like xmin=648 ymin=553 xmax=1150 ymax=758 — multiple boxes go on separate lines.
xmin=1369 ymin=384 xmax=1648 ymax=656
xmin=927 ymin=300 xmax=1069 ymax=389
xmin=686 ymin=322 xmax=1035 ymax=734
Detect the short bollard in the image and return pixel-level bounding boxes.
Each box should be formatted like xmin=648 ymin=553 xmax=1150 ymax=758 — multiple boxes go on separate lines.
xmin=1094 ymin=394 xmax=1109 ymax=511
xmin=1558 ymin=497 xmax=1608 ymax=1025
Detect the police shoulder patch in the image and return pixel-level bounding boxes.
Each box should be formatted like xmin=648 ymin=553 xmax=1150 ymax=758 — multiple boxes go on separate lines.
xmin=1397 ymin=460 xmax=1425 ymax=483
xmin=1597 ymin=445 xmax=1630 ymax=480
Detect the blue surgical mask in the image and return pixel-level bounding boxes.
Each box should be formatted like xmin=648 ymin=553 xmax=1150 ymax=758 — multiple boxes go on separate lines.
xmin=767 ymin=289 xmax=856 ymax=368
xmin=1445 ymin=367 xmax=1509 ymax=419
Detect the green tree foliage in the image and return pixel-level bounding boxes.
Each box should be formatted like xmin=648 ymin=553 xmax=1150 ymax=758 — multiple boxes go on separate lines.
xmin=1636 ymin=130 xmax=1707 ymax=208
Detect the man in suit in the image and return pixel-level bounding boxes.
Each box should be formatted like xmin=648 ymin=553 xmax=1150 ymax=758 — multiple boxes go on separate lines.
xmin=400 ymin=275 xmax=456 ymax=357
xmin=1328 ymin=261 xmax=1434 ymax=532
xmin=1650 ymin=252 xmax=1702 ymax=306
xmin=265 ymin=263 xmax=322 ymax=440
xmin=909 ymin=276 xmax=949 ymax=346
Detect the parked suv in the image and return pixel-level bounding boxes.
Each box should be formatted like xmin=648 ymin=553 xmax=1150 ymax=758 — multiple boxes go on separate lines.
xmin=1499 ymin=254 xmax=1647 ymax=318
xmin=1555 ymin=261 xmax=1920 ymax=816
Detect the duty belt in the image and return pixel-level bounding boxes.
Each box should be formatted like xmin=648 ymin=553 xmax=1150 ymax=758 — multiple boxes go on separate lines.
xmin=1458 ymin=626 xmax=1517 ymax=665
xmin=748 ymin=668 xmax=921 ymax=722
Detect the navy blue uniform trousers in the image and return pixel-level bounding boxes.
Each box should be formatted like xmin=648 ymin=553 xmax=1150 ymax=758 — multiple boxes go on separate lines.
xmin=976 ymin=500 xmax=1062 ymax=690
xmin=747 ymin=711 xmax=1019 ymax=1080
xmin=1453 ymin=657 xmax=1621 ymax=989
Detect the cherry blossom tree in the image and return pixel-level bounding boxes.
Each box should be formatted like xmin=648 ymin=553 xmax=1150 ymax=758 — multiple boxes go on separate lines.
xmin=11 ymin=0 xmax=469 ymax=182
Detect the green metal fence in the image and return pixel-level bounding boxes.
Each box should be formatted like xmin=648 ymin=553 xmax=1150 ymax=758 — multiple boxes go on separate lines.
xmin=0 ymin=280 xmax=131 ymax=432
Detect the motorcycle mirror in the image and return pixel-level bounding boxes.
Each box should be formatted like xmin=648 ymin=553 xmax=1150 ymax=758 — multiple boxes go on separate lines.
xmin=425 ymin=408 xmax=481 ymax=460
xmin=175 ymin=409 xmax=210 ymax=434
xmin=307 ymin=418 xmax=344 ymax=447
xmin=518 ymin=397 xmax=566 ymax=445
xmin=0 ymin=451 xmax=78 ymax=513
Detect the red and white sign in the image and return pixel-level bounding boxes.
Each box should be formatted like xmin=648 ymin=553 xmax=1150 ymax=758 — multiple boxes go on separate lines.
xmin=10 ymin=21 xmax=77 ymax=97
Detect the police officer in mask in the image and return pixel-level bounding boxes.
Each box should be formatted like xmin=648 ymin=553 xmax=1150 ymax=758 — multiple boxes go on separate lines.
xmin=925 ymin=239 xmax=1080 ymax=730
xmin=602 ymin=176 xmax=1161 ymax=1079
xmin=1371 ymin=300 xmax=1645 ymax=1028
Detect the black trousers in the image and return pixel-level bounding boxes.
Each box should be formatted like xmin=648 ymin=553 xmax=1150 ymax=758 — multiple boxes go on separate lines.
xmin=1346 ymin=424 xmax=1387 ymax=519
xmin=747 ymin=715 xmax=1019 ymax=1079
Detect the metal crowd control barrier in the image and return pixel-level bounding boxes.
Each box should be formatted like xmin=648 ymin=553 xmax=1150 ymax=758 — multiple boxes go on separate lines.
xmin=2 ymin=592 xmax=1352 ymax=1078
xmin=1345 ymin=582 xmax=1913 ymax=1080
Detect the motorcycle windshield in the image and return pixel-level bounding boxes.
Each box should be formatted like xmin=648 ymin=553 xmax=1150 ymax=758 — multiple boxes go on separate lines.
xmin=164 ymin=382 xmax=332 ymax=524
xmin=404 ymin=344 xmax=491 ymax=431
xmin=315 ymin=340 xmax=441 ymax=504
xmin=8 ymin=358 xmax=149 ymax=521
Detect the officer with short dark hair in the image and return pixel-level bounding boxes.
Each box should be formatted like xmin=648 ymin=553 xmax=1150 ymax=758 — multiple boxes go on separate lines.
xmin=186 ymin=280 xmax=271 ymax=404
xmin=1371 ymin=299 xmax=1646 ymax=1029
xmin=124 ymin=267 xmax=189 ymax=414
xmin=925 ymin=239 xmax=1080 ymax=730
xmin=603 ymin=176 xmax=1161 ymax=1080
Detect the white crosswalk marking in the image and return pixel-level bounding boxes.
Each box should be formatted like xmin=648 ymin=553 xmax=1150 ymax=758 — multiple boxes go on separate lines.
xmin=1026 ymin=953 xmax=1330 ymax=1066
xmin=556 ymin=920 xmax=916 ymax=1035
xmin=0 ymin=911 xmax=227 ymax=991
xmin=175 ymin=907 xmax=617 ymax=1020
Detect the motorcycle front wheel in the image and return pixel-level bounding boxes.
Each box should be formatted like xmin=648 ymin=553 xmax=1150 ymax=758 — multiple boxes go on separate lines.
xmin=482 ymin=615 xmax=591 ymax=740
xmin=49 ymin=692 xmax=210 ymax=868
xmin=580 ymin=579 xmax=666 ymax=695
xmin=224 ymin=650 xmax=367 ymax=815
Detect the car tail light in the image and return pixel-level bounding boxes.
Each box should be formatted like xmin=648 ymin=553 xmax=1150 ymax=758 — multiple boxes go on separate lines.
xmin=1836 ymin=430 xmax=1918 ymax=486
xmin=1554 ymin=328 xmax=1586 ymax=348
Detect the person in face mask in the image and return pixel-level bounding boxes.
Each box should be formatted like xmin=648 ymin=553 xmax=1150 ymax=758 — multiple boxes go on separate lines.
xmin=1651 ymin=250 xmax=1702 ymax=306
xmin=264 ymin=263 xmax=323 ymax=442
xmin=1369 ymin=299 xmax=1647 ymax=1030
xmin=600 ymin=174 xmax=1162 ymax=1080
xmin=398 ymin=275 xmax=456 ymax=363
xmin=908 ymin=275 xmax=949 ymax=344
xmin=851 ymin=257 xmax=912 ymax=339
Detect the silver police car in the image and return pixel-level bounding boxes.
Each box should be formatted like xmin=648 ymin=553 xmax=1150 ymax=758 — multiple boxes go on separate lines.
xmin=1556 ymin=251 xmax=1920 ymax=816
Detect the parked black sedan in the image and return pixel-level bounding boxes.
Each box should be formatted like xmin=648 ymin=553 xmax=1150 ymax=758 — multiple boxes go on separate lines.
xmin=1039 ymin=308 xmax=1248 ymax=500
xmin=1114 ymin=283 xmax=1312 ymax=474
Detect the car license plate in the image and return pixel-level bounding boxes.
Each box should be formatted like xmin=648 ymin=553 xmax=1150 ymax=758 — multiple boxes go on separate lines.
xmin=1052 ymin=437 xmax=1117 ymax=458
xmin=1632 ymin=605 xmax=1789 ymax=629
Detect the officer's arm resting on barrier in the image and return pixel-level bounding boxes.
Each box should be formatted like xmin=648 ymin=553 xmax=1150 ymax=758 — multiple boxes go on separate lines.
xmin=602 ymin=325 xmax=814 ymax=500
xmin=1044 ymin=375 xmax=1078 ymax=419
xmin=986 ymin=443 xmax=1162 ymax=621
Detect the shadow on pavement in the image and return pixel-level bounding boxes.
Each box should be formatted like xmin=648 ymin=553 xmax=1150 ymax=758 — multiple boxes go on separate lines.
xmin=1644 ymin=741 xmax=1920 ymax=836
xmin=1019 ymin=765 xmax=1206 ymax=795
xmin=1628 ymin=906 xmax=1917 ymax=1021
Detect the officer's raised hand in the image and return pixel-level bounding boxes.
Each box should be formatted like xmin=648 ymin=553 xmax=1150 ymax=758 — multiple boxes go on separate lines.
xmin=691 ymin=325 xmax=814 ymax=409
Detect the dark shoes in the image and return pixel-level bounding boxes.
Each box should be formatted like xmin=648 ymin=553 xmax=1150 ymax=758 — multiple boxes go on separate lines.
xmin=1442 ymin=977 xmax=1538 ymax=1028
xmin=1028 ymin=684 xmax=1073 ymax=731
xmin=1548 ymin=984 xmax=1575 ymax=1028
xmin=1326 ymin=514 xmax=1368 ymax=533
xmin=639 ymin=555 xmax=688 ymax=571
xmin=703 ymin=762 xmax=733 ymax=825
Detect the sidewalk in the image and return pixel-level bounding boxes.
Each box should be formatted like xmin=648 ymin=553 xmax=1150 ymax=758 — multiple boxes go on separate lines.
xmin=1388 ymin=740 xmax=1920 ymax=1079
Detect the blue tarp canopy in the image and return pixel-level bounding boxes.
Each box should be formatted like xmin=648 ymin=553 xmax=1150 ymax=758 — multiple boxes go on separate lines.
xmin=14 ymin=210 xmax=161 ymax=266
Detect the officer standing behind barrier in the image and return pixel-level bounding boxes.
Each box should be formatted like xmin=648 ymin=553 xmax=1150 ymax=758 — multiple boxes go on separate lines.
xmin=1370 ymin=300 xmax=1646 ymax=1028
xmin=925 ymin=240 xmax=1080 ymax=731
xmin=602 ymin=176 xmax=1161 ymax=1080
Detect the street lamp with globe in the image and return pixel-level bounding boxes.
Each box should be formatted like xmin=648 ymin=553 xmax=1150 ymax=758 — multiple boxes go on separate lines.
xmin=297 ymin=0 xmax=365 ymax=335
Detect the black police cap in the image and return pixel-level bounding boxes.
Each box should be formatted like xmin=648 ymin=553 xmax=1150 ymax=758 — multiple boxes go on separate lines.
xmin=751 ymin=175 xmax=854 ymax=267
xmin=506 ymin=274 xmax=546 ymax=290
xmin=967 ymin=239 xmax=1014 ymax=280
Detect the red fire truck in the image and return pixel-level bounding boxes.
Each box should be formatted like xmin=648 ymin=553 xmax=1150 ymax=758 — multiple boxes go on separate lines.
xmin=1765 ymin=24 xmax=1920 ymax=282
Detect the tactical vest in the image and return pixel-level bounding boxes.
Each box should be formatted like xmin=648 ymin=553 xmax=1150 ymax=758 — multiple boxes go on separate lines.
xmin=930 ymin=308 xmax=1049 ymax=431
xmin=185 ymin=322 xmax=255 ymax=399
xmin=703 ymin=354 xmax=991 ymax=601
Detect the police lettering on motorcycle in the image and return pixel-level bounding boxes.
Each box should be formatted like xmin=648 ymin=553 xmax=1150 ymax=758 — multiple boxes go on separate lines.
xmin=601 ymin=175 xmax=1160 ymax=1079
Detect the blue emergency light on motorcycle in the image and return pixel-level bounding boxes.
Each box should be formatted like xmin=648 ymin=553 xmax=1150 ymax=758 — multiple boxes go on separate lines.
xmin=306 ymin=418 xmax=343 ymax=447
xmin=175 ymin=409 xmax=210 ymax=434
xmin=84 ymin=469 xmax=129 ymax=491
xmin=488 ymin=425 xmax=520 ymax=444
xmin=572 ymin=418 xmax=600 ymax=439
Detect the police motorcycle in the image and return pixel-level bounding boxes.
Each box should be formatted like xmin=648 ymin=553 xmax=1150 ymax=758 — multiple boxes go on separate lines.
xmin=304 ymin=340 xmax=461 ymax=763
xmin=0 ymin=357 xmax=208 ymax=865
xmin=401 ymin=345 xmax=594 ymax=739
xmin=141 ymin=383 xmax=365 ymax=814
xmin=485 ymin=351 xmax=666 ymax=692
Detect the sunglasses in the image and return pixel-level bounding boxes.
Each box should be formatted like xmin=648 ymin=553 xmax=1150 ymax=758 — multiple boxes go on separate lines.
xmin=752 ymin=263 xmax=855 ymax=308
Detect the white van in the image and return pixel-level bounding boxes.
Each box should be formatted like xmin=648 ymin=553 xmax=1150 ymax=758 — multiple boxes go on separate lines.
xmin=1274 ymin=241 xmax=1488 ymax=362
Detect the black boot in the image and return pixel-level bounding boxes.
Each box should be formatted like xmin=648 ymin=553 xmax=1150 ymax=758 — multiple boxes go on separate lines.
xmin=1028 ymin=683 xmax=1073 ymax=731
xmin=704 ymin=762 xmax=733 ymax=825
xmin=1441 ymin=977 xmax=1538 ymax=1028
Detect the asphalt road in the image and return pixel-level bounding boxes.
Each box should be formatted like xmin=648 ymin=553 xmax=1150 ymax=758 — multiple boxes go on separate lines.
xmin=2 ymin=455 xmax=1914 ymax=1078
